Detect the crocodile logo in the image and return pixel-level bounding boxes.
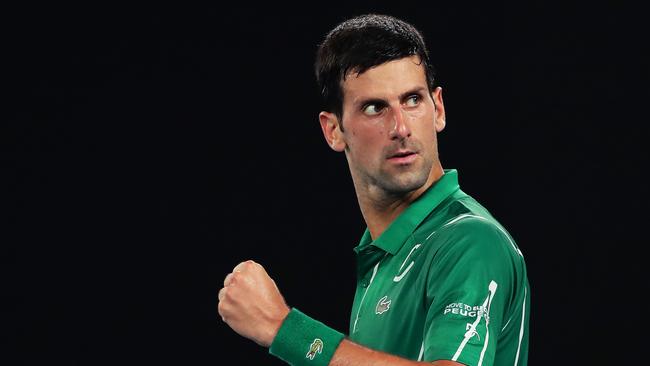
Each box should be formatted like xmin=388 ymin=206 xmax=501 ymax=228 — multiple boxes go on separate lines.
xmin=306 ymin=338 xmax=323 ymax=360
xmin=375 ymin=295 xmax=391 ymax=314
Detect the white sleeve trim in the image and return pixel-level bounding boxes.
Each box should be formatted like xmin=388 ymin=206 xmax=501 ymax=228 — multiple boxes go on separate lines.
xmin=452 ymin=280 xmax=498 ymax=364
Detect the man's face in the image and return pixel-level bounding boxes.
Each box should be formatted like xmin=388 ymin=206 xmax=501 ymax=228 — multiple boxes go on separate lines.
xmin=335 ymin=56 xmax=446 ymax=196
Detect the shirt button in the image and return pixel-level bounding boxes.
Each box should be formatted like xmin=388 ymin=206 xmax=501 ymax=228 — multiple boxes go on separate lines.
xmin=361 ymin=280 xmax=369 ymax=287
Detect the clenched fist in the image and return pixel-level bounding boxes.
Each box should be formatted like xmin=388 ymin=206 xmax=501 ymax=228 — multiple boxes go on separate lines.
xmin=217 ymin=260 xmax=290 ymax=347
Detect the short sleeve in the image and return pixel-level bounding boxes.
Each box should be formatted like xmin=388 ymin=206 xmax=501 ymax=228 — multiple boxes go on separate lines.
xmin=421 ymin=216 xmax=521 ymax=365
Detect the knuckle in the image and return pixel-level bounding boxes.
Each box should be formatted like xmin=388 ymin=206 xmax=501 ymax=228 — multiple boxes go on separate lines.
xmin=224 ymin=287 xmax=236 ymax=300
xmin=233 ymin=260 xmax=252 ymax=272
xmin=217 ymin=303 xmax=228 ymax=320
xmin=230 ymin=272 xmax=239 ymax=283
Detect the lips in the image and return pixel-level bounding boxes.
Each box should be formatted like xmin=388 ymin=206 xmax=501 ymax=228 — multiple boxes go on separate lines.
xmin=388 ymin=150 xmax=416 ymax=159
xmin=387 ymin=150 xmax=418 ymax=164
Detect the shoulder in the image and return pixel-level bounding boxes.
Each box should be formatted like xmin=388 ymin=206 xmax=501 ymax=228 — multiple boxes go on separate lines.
xmin=441 ymin=212 xmax=507 ymax=240
xmin=431 ymin=192 xmax=524 ymax=256
xmin=422 ymin=212 xmax=527 ymax=299
xmin=413 ymin=189 xmax=524 ymax=261
xmin=420 ymin=209 xmax=525 ymax=278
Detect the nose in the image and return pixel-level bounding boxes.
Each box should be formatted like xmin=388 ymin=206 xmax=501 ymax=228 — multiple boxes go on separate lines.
xmin=388 ymin=108 xmax=411 ymax=140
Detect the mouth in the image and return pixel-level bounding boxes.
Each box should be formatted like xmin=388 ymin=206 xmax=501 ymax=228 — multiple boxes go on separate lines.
xmin=388 ymin=150 xmax=415 ymax=158
xmin=387 ymin=150 xmax=418 ymax=164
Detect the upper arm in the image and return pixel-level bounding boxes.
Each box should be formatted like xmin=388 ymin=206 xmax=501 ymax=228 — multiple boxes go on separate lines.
xmin=420 ymin=217 xmax=522 ymax=365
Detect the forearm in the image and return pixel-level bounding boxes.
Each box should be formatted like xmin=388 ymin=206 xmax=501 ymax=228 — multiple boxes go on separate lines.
xmin=268 ymin=308 xmax=461 ymax=366
xmin=330 ymin=339 xmax=421 ymax=366
xmin=330 ymin=339 xmax=459 ymax=366
xmin=217 ymin=262 xmax=459 ymax=366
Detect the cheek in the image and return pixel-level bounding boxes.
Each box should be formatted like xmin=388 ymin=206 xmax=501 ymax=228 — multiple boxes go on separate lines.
xmin=349 ymin=124 xmax=386 ymax=143
xmin=407 ymin=108 xmax=435 ymax=134
xmin=347 ymin=127 xmax=385 ymax=164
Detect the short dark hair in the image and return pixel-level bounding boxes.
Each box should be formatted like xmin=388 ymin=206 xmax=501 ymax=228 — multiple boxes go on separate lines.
xmin=314 ymin=14 xmax=437 ymax=122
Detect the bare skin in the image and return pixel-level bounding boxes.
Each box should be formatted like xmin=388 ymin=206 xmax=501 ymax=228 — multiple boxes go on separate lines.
xmin=218 ymin=260 xmax=461 ymax=365
xmin=218 ymin=56 xmax=463 ymax=365
xmin=319 ymin=56 xmax=446 ymax=240
xmin=217 ymin=260 xmax=289 ymax=347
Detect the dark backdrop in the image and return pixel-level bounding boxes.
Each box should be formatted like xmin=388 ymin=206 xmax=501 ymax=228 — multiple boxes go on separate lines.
xmin=4 ymin=2 xmax=647 ymax=365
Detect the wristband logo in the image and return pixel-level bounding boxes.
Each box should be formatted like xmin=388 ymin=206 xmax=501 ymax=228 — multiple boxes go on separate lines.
xmin=306 ymin=338 xmax=323 ymax=360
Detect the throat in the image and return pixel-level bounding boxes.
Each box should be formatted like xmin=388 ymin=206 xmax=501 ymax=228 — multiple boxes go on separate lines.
xmin=359 ymin=191 xmax=415 ymax=240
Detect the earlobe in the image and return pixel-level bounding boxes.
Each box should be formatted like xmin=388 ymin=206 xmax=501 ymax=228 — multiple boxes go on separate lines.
xmin=431 ymin=87 xmax=446 ymax=132
xmin=319 ymin=111 xmax=346 ymax=152
xmin=436 ymin=117 xmax=446 ymax=132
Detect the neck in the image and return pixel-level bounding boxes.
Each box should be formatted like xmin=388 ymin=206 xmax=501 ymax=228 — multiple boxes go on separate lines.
xmin=355 ymin=164 xmax=444 ymax=240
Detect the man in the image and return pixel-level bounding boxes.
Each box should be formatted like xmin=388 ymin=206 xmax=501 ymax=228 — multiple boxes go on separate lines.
xmin=217 ymin=14 xmax=530 ymax=366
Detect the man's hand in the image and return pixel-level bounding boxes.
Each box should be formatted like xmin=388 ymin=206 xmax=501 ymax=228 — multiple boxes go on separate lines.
xmin=217 ymin=260 xmax=290 ymax=347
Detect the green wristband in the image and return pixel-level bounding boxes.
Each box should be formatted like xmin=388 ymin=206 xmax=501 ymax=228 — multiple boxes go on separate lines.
xmin=269 ymin=308 xmax=345 ymax=366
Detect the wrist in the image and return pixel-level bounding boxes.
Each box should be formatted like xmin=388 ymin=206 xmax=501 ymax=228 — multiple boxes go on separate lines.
xmin=269 ymin=308 xmax=345 ymax=366
xmin=262 ymin=305 xmax=290 ymax=347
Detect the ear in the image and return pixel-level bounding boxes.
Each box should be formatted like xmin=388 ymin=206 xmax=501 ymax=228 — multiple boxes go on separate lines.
xmin=319 ymin=111 xmax=346 ymax=152
xmin=431 ymin=86 xmax=446 ymax=133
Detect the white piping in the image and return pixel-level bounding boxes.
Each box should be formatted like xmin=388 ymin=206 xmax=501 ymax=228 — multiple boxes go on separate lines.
xmin=477 ymin=281 xmax=497 ymax=366
xmin=452 ymin=281 xmax=498 ymax=363
xmin=501 ymin=316 xmax=512 ymax=332
xmin=418 ymin=342 xmax=425 ymax=361
xmin=352 ymin=259 xmax=381 ymax=333
xmin=513 ymin=287 xmax=527 ymax=366
xmin=442 ymin=214 xmax=523 ymax=257
xmin=393 ymin=244 xmax=421 ymax=282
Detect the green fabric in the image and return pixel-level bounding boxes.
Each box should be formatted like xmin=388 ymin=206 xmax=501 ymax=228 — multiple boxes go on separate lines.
xmin=269 ymin=308 xmax=345 ymax=366
xmin=349 ymin=169 xmax=530 ymax=366
xmin=354 ymin=169 xmax=460 ymax=256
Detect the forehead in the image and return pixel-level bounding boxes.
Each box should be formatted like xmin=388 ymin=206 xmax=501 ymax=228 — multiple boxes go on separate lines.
xmin=342 ymin=56 xmax=428 ymax=103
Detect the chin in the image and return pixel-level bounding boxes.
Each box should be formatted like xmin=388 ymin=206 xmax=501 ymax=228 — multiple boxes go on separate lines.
xmin=382 ymin=173 xmax=429 ymax=195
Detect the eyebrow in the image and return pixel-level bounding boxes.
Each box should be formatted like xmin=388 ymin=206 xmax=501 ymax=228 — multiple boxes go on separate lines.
xmin=354 ymin=87 xmax=428 ymax=109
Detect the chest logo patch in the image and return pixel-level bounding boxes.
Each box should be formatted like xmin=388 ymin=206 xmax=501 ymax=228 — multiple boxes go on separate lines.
xmin=375 ymin=295 xmax=392 ymax=314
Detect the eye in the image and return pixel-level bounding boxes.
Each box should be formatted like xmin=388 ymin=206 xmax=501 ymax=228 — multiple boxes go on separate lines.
xmin=362 ymin=103 xmax=384 ymax=116
xmin=405 ymin=95 xmax=420 ymax=107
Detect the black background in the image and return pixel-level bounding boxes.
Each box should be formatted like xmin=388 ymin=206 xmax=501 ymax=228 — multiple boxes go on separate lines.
xmin=4 ymin=2 xmax=648 ymax=365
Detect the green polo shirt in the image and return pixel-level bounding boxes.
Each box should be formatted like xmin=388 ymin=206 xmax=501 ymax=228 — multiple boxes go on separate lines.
xmin=349 ymin=169 xmax=530 ymax=366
